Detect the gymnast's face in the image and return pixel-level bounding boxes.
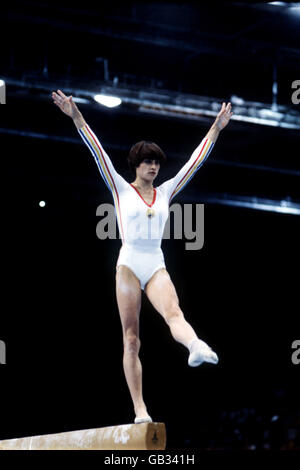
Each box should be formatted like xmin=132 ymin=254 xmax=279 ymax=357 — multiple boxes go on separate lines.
xmin=136 ymin=159 xmax=160 ymax=181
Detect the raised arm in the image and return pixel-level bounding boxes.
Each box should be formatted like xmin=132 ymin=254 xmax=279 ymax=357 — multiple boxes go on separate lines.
xmin=52 ymin=89 xmax=128 ymax=195
xmin=158 ymin=102 xmax=233 ymax=203
xmin=205 ymin=102 xmax=233 ymax=142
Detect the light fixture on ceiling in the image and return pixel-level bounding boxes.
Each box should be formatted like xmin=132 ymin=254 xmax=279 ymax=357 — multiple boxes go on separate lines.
xmin=94 ymin=94 xmax=122 ymax=108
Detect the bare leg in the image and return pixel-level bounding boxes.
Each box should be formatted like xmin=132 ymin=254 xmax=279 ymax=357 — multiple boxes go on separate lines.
xmin=145 ymin=268 xmax=198 ymax=347
xmin=115 ymin=265 xmax=151 ymax=421
xmin=145 ymin=268 xmax=218 ymax=366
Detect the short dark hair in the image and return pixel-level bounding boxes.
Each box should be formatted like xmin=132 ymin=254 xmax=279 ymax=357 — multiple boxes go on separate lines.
xmin=127 ymin=141 xmax=167 ymax=174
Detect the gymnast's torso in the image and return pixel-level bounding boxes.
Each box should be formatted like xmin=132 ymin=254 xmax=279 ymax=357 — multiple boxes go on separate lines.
xmin=118 ymin=183 xmax=169 ymax=249
xmin=114 ymin=182 xmax=171 ymax=289
xmin=78 ymin=123 xmax=214 ymax=289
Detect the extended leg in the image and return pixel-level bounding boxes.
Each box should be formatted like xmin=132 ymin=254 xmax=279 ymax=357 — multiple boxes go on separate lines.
xmin=145 ymin=268 xmax=218 ymax=366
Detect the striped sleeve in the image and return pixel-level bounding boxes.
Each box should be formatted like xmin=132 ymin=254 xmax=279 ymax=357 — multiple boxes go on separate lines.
xmin=78 ymin=124 xmax=128 ymax=195
xmin=158 ymin=137 xmax=214 ymax=203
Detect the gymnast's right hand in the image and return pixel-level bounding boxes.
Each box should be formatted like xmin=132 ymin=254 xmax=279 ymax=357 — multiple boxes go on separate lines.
xmin=52 ymin=89 xmax=80 ymax=119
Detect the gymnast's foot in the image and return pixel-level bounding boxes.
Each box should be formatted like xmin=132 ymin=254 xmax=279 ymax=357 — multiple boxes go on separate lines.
xmin=188 ymin=338 xmax=219 ymax=367
xmin=134 ymin=416 xmax=152 ymax=424
xmin=134 ymin=406 xmax=153 ymax=424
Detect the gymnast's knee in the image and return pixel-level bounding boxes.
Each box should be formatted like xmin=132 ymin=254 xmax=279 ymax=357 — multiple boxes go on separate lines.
xmin=123 ymin=333 xmax=141 ymax=355
xmin=164 ymin=305 xmax=183 ymax=325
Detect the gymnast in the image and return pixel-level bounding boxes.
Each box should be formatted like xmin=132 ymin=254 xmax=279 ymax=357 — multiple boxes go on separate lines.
xmin=52 ymin=90 xmax=233 ymax=424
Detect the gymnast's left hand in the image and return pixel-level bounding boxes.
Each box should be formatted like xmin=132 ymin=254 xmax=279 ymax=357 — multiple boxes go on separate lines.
xmin=214 ymin=102 xmax=233 ymax=130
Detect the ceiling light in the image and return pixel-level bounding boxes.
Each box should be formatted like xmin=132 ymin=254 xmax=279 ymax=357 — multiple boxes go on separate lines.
xmin=94 ymin=94 xmax=122 ymax=108
xmin=268 ymin=2 xmax=286 ymax=6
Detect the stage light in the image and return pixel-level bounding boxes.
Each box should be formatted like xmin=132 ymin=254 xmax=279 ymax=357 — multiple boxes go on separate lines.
xmin=39 ymin=201 xmax=46 ymax=207
xmin=94 ymin=94 xmax=122 ymax=108
xmin=268 ymin=2 xmax=287 ymax=6
xmin=0 ymin=80 xmax=5 ymax=87
xmin=269 ymin=2 xmax=300 ymax=13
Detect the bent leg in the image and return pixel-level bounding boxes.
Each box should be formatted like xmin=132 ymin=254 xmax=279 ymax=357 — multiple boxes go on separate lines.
xmin=145 ymin=268 xmax=218 ymax=366
xmin=144 ymin=268 xmax=198 ymax=348
xmin=116 ymin=265 xmax=151 ymax=421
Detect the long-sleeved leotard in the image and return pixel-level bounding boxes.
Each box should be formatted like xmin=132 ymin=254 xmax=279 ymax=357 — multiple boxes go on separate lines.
xmin=78 ymin=123 xmax=214 ymax=289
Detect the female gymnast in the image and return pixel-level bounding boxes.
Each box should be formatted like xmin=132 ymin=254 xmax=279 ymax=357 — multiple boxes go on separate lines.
xmin=52 ymin=90 xmax=233 ymax=424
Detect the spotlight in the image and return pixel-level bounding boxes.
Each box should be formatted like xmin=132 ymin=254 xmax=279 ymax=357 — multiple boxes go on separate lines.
xmin=39 ymin=201 xmax=46 ymax=207
xmin=94 ymin=94 xmax=122 ymax=108
xmin=268 ymin=2 xmax=286 ymax=5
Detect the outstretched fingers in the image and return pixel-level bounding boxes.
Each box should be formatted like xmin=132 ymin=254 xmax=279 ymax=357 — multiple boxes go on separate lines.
xmin=52 ymin=90 xmax=68 ymax=104
xmin=226 ymin=103 xmax=233 ymax=118
xmin=52 ymin=89 xmax=73 ymax=110
xmin=215 ymin=102 xmax=234 ymax=129
xmin=219 ymin=102 xmax=229 ymax=114
xmin=52 ymin=91 xmax=61 ymax=105
xmin=221 ymin=102 xmax=233 ymax=117
xmin=57 ymin=89 xmax=67 ymax=99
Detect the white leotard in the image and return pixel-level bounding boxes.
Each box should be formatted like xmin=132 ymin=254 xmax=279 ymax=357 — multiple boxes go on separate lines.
xmin=78 ymin=124 xmax=214 ymax=289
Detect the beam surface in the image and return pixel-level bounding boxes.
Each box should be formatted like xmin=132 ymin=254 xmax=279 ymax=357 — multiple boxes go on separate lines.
xmin=0 ymin=422 xmax=166 ymax=450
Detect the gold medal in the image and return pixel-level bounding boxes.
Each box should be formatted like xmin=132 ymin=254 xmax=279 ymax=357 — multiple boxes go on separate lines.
xmin=146 ymin=208 xmax=155 ymax=218
xmin=130 ymin=184 xmax=156 ymax=218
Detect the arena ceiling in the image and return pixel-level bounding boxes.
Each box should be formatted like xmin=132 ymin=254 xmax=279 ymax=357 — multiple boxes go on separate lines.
xmin=2 ymin=1 xmax=300 ymax=210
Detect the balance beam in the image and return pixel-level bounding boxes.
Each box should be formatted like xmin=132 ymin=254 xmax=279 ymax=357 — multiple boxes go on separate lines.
xmin=0 ymin=422 xmax=166 ymax=450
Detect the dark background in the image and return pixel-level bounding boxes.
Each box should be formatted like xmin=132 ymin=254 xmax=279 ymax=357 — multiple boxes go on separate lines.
xmin=1 ymin=0 xmax=300 ymax=450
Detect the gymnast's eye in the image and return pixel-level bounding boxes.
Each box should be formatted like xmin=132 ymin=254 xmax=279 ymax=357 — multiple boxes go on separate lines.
xmin=143 ymin=159 xmax=159 ymax=165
